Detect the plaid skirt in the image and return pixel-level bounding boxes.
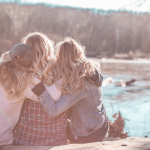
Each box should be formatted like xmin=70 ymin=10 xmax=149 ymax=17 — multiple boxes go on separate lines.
xmin=13 ymin=99 xmax=68 ymax=146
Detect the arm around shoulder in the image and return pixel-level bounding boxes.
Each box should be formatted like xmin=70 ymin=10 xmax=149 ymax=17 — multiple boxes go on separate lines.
xmin=32 ymin=83 xmax=87 ymax=117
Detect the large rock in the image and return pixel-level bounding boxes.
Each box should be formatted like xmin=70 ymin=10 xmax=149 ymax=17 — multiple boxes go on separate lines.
xmin=0 ymin=137 xmax=150 ymax=150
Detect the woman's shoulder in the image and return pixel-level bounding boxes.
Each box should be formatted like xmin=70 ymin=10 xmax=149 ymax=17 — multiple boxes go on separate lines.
xmin=84 ymin=80 xmax=102 ymax=94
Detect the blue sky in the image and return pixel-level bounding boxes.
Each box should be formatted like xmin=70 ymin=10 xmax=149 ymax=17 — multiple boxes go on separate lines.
xmin=21 ymin=0 xmax=150 ymax=12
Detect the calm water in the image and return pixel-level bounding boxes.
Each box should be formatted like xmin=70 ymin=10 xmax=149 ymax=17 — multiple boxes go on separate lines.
xmin=99 ymin=60 xmax=150 ymax=137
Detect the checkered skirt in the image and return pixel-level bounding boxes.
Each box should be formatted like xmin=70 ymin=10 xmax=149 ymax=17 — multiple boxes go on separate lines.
xmin=13 ymin=99 xmax=68 ymax=146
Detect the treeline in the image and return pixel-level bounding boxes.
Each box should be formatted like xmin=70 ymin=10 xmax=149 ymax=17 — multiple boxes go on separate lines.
xmin=0 ymin=3 xmax=150 ymax=57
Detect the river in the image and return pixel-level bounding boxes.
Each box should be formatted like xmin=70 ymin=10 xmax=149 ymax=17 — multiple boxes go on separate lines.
xmin=98 ymin=59 xmax=150 ymax=137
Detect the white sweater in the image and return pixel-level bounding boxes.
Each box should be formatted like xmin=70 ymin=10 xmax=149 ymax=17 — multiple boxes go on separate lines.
xmin=0 ymin=77 xmax=61 ymax=145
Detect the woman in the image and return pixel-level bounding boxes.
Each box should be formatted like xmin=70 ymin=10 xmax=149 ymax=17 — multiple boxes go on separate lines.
xmin=0 ymin=43 xmax=39 ymax=145
xmin=12 ymin=32 xmax=68 ymax=146
xmin=32 ymin=37 xmax=108 ymax=143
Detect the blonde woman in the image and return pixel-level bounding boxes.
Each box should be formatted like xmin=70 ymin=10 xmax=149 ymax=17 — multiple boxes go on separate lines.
xmin=32 ymin=37 xmax=108 ymax=143
xmin=0 ymin=44 xmax=39 ymax=145
xmin=12 ymin=32 xmax=68 ymax=146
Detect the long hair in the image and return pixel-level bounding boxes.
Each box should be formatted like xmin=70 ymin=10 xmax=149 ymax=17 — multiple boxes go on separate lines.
xmin=0 ymin=52 xmax=33 ymax=98
xmin=54 ymin=37 xmax=100 ymax=94
xmin=22 ymin=32 xmax=55 ymax=85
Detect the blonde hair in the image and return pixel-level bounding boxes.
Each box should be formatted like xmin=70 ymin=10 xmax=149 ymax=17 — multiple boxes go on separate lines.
xmin=22 ymin=32 xmax=55 ymax=85
xmin=54 ymin=37 xmax=100 ymax=94
xmin=0 ymin=52 xmax=33 ymax=98
xmin=0 ymin=32 xmax=55 ymax=98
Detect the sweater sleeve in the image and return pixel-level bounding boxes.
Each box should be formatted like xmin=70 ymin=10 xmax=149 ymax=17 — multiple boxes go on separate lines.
xmin=24 ymin=76 xmax=62 ymax=102
xmin=23 ymin=84 xmax=39 ymax=102
xmin=23 ymin=76 xmax=43 ymax=102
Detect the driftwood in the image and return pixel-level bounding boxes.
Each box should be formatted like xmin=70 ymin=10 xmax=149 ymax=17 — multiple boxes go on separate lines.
xmin=102 ymin=77 xmax=138 ymax=87
xmin=114 ymin=78 xmax=137 ymax=87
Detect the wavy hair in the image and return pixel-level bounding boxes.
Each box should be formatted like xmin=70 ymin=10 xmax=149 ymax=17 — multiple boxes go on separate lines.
xmin=22 ymin=32 xmax=55 ymax=85
xmin=0 ymin=32 xmax=55 ymax=98
xmin=0 ymin=52 xmax=33 ymax=98
xmin=54 ymin=37 xmax=100 ymax=94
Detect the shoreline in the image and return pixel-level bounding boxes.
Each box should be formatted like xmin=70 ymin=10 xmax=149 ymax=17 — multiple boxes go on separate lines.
xmin=91 ymin=58 xmax=150 ymax=64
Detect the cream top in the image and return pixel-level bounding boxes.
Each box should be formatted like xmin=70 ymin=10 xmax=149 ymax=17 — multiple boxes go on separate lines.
xmin=0 ymin=77 xmax=61 ymax=145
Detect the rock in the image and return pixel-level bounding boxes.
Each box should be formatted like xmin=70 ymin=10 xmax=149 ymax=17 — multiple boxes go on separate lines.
xmin=1 ymin=137 xmax=150 ymax=150
xmin=102 ymin=77 xmax=113 ymax=86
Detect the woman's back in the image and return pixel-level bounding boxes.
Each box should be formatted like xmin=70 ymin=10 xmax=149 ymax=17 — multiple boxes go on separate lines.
xmin=13 ymin=99 xmax=68 ymax=146
xmin=69 ymin=82 xmax=107 ymax=136
xmin=12 ymin=32 xmax=69 ymax=146
xmin=31 ymin=37 xmax=108 ymax=143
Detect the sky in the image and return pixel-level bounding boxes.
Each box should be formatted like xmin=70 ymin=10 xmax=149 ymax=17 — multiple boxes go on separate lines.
xmin=21 ymin=0 xmax=150 ymax=12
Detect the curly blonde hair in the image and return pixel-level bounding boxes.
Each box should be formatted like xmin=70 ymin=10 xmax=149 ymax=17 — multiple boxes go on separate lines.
xmin=0 ymin=32 xmax=55 ymax=98
xmin=0 ymin=52 xmax=33 ymax=98
xmin=54 ymin=37 xmax=100 ymax=95
xmin=22 ymin=32 xmax=55 ymax=85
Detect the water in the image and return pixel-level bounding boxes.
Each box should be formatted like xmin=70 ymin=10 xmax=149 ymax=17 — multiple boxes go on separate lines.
xmin=99 ymin=60 xmax=150 ymax=137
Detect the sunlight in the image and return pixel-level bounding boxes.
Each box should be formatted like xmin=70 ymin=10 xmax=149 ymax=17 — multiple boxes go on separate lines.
xmin=22 ymin=0 xmax=150 ymax=12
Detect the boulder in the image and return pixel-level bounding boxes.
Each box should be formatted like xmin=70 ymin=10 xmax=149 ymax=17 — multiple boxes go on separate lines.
xmin=1 ymin=137 xmax=150 ymax=150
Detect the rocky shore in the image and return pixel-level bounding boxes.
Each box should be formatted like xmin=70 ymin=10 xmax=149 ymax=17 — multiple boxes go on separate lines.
xmin=1 ymin=137 xmax=150 ymax=150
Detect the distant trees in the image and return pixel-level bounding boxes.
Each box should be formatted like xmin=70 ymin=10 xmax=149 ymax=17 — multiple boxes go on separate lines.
xmin=0 ymin=3 xmax=150 ymax=56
